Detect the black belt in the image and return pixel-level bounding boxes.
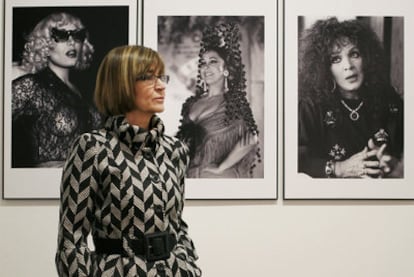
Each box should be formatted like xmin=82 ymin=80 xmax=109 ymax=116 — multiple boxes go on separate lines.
xmin=94 ymin=231 xmax=176 ymax=261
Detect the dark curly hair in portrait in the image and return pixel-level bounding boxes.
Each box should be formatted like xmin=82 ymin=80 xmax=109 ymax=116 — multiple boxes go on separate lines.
xmin=176 ymin=23 xmax=260 ymax=168
xmin=178 ymin=23 xmax=259 ymax=136
xmin=299 ymin=17 xmax=395 ymax=114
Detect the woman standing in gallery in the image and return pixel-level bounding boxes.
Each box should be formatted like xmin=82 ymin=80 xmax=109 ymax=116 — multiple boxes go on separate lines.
xmin=11 ymin=12 xmax=101 ymax=167
xmin=55 ymin=45 xmax=201 ymax=276
xmin=298 ymin=17 xmax=403 ymax=178
xmin=177 ymin=23 xmax=261 ymax=178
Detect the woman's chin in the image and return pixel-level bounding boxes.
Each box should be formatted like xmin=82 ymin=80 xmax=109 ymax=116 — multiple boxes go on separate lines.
xmin=338 ymin=82 xmax=363 ymax=93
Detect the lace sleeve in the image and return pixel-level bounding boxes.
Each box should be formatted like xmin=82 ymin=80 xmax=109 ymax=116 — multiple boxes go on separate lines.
xmin=12 ymin=75 xmax=39 ymax=120
xmin=88 ymin=104 xmax=104 ymax=130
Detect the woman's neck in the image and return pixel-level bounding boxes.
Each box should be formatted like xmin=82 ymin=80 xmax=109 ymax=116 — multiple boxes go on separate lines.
xmin=48 ymin=64 xmax=70 ymax=84
xmin=339 ymin=88 xmax=361 ymax=100
xmin=47 ymin=64 xmax=81 ymax=95
xmin=207 ymin=80 xmax=225 ymax=96
xmin=125 ymin=110 xmax=153 ymax=129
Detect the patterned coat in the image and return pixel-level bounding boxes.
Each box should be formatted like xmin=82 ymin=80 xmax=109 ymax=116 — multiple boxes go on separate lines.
xmin=56 ymin=115 xmax=201 ymax=276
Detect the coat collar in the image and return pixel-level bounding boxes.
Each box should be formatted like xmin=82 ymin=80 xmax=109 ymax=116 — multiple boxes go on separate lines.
xmin=105 ymin=115 xmax=164 ymax=152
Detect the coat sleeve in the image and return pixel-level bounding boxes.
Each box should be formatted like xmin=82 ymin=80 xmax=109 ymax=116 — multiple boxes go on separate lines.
xmin=174 ymin=141 xmax=202 ymax=276
xmin=55 ymin=134 xmax=99 ymax=277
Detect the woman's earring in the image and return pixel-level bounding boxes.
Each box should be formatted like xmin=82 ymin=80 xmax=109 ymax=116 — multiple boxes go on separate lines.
xmin=331 ymin=80 xmax=337 ymax=93
xmin=223 ymin=70 xmax=229 ymax=92
xmin=202 ymin=79 xmax=208 ymax=94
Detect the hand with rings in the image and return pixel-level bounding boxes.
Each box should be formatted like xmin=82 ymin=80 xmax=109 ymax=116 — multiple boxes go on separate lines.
xmin=360 ymin=158 xmax=381 ymax=178
xmin=367 ymin=139 xmax=395 ymax=177
xmin=334 ymin=147 xmax=381 ymax=178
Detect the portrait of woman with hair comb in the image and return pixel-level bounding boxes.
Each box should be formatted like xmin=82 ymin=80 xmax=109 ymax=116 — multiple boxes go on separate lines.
xmin=177 ymin=22 xmax=262 ymax=178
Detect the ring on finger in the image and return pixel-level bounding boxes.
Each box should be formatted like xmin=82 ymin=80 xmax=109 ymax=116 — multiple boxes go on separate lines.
xmin=361 ymin=167 xmax=367 ymax=176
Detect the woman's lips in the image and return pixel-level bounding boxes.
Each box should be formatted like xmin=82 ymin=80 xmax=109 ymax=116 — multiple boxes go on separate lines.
xmin=66 ymin=50 xmax=77 ymax=58
xmin=345 ymin=74 xmax=358 ymax=82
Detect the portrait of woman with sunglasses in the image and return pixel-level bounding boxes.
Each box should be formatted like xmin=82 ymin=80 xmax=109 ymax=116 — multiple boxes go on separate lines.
xmin=11 ymin=12 xmax=101 ymax=168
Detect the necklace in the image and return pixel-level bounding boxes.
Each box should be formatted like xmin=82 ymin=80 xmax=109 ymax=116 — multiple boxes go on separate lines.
xmin=340 ymin=100 xmax=364 ymax=121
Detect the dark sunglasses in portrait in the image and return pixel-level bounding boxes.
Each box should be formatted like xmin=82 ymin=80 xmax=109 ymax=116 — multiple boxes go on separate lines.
xmin=51 ymin=28 xmax=87 ymax=43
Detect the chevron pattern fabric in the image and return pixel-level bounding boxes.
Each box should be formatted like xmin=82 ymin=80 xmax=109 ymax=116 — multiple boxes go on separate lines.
xmin=56 ymin=115 xmax=201 ymax=277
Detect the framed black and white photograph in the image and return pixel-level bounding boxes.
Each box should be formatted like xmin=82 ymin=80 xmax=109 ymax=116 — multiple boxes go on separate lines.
xmin=284 ymin=0 xmax=414 ymax=199
xmin=143 ymin=0 xmax=277 ymax=199
xmin=2 ymin=0 xmax=140 ymax=199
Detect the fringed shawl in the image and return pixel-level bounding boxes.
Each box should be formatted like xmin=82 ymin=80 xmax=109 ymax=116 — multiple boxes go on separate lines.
xmin=187 ymin=95 xmax=255 ymax=178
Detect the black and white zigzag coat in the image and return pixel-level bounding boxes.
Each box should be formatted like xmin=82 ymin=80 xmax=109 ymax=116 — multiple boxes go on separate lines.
xmin=56 ymin=115 xmax=201 ymax=277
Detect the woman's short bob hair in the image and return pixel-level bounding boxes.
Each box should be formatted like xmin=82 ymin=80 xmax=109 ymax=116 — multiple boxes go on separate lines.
xmin=94 ymin=45 xmax=165 ymax=116
xmin=21 ymin=12 xmax=94 ymax=73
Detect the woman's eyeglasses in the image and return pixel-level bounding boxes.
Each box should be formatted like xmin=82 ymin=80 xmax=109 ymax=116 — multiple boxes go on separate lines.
xmin=136 ymin=74 xmax=170 ymax=85
xmin=51 ymin=28 xmax=87 ymax=43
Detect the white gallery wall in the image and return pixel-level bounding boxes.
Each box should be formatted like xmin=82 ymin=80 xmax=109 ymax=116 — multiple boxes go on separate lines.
xmin=2 ymin=0 xmax=414 ymax=276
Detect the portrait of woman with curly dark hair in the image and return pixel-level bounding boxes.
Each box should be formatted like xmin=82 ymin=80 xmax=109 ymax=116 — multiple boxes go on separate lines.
xmin=176 ymin=22 xmax=262 ymax=178
xmin=298 ymin=16 xmax=404 ymax=178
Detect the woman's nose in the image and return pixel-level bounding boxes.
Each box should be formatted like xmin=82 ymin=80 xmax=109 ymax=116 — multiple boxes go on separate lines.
xmin=67 ymin=36 xmax=75 ymax=46
xmin=342 ymin=57 xmax=353 ymax=70
xmin=155 ymin=78 xmax=166 ymax=89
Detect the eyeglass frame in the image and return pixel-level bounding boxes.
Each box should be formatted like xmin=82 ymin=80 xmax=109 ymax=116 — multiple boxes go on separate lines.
xmin=50 ymin=28 xmax=87 ymax=43
xmin=135 ymin=74 xmax=170 ymax=85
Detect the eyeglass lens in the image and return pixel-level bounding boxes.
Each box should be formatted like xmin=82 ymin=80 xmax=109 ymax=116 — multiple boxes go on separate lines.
xmin=51 ymin=28 xmax=87 ymax=43
xmin=158 ymin=75 xmax=170 ymax=84
xmin=136 ymin=75 xmax=170 ymax=84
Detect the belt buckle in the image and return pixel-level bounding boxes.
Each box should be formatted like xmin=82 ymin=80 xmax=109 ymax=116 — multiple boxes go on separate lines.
xmin=144 ymin=231 xmax=170 ymax=261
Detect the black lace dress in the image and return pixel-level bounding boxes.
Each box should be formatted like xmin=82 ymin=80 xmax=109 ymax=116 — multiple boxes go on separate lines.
xmin=12 ymin=67 xmax=102 ymax=167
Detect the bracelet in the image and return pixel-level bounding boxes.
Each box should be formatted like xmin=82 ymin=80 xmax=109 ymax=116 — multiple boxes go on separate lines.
xmin=325 ymin=160 xmax=335 ymax=178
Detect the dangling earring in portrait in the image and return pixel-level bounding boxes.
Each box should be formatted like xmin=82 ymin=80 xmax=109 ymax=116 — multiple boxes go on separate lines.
xmin=223 ymin=70 xmax=229 ymax=92
xmin=331 ymin=79 xmax=337 ymax=93
xmin=201 ymin=79 xmax=208 ymax=95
